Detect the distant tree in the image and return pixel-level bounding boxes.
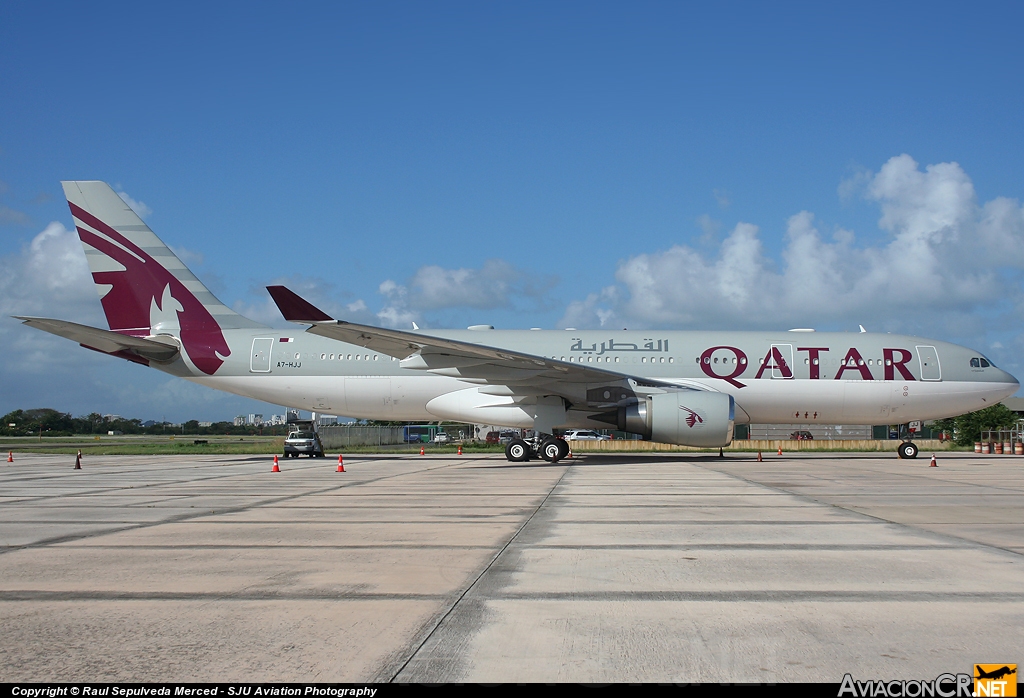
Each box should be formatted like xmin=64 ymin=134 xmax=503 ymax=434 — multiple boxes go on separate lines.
xmin=937 ymin=404 xmax=1019 ymax=447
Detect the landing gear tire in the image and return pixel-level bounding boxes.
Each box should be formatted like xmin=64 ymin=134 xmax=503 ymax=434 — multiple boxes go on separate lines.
xmin=556 ymin=439 xmax=570 ymax=461
xmin=898 ymin=441 xmax=918 ymax=459
xmin=540 ymin=439 xmax=563 ymax=463
xmin=506 ymin=439 xmax=530 ymax=463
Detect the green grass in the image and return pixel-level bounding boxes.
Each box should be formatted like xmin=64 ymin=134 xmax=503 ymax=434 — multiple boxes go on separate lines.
xmin=0 ymin=435 xmax=512 ymax=456
xmin=0 ymin=435 xmax=284 ymax=455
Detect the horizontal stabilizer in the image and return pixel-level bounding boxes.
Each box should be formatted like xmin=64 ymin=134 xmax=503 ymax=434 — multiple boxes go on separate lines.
xmin=14 ymin=317 xmax=180 ymax=362
xmin=266 ymin=285 xmax=334 ymax=322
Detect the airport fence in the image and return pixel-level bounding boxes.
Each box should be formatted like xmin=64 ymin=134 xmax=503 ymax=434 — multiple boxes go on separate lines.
xmin=318 ymin=425 xmax=407 ymax=448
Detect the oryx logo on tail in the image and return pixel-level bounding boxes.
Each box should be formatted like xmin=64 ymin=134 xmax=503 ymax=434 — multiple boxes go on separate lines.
xmin=68 ymin=201 xmax=230 ymax=375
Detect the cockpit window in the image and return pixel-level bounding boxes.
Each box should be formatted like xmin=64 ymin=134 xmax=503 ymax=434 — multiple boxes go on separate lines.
xmin=971 ymin=358 xmax=981 ymax=368
xmin=981 ymin=358 xmax=992 ymax=368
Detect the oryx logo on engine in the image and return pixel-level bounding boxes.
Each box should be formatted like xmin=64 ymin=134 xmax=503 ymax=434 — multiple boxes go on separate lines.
xmin=680 ymin=406 xmax=704 ymax=428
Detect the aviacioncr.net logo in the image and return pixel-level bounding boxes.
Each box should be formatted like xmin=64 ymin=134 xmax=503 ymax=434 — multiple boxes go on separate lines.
xmin=838 ymin=673 xmax=973 ymax=698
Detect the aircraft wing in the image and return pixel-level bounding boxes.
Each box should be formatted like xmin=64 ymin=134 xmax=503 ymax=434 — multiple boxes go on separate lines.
xmin=266 ymin=285 xmax=690 ymax=408
xmin=14 ymin=317 xmax=180 ymax=362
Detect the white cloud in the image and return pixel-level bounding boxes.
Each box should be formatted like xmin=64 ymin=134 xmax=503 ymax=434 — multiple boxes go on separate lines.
xmin=0 ymin=222 xmax=98 ymax=320
xmin=409 ymin=259 xmax=523 ymax=310
xmin=116 ymin=190 xmax=153 ymax=219
xmin=169 ymin=245 xmax=204 ymax=266
xmin=0 ymin=205 xmax=31 ymax=226
xmin=377 ymin=279 xmax=419 ymax=328
xmin=696 ymin=214 xmax=720 ymax=243
xmin=376 ymin=260 xmax=557 ymax=328
xmin=837 ymin=166 xmax=872 ymax=202
xmin=560 ymin=155 xmax=1024 ymax=341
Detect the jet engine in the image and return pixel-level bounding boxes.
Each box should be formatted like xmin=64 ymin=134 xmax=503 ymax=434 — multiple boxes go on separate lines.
xmin=593 ymin=391 xmax=734 ymax=447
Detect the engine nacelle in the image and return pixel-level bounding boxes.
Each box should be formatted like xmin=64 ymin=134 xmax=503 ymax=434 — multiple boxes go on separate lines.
xmin=602 ymin=391 xmax=735 ymax=447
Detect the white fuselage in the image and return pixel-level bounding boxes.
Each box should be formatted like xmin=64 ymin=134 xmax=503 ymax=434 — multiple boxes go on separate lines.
xmin=182 ymin=328 xmax=1019 ymax=428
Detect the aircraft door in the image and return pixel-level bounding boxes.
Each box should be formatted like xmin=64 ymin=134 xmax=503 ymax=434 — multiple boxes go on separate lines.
xmin=916 ymin=346 xmax=941 ymax=381
xmin=250 ymin=338 xmax=273 ymax=373
xmin=771 ymin=344 xmax=794 ymax=379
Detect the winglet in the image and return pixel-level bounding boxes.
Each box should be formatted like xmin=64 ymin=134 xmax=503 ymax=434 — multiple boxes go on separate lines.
xmin=266 ymin=286 xmax=335 ymax=323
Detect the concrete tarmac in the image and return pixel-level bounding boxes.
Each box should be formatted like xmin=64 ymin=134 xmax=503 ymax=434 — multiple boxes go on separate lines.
xmin=0 ymin=451 xmax=1021 ymax=682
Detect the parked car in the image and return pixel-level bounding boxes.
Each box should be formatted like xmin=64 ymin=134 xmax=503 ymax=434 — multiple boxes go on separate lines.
xmin=284 ymin=430 xmax=325 ymax=457
xmin=790 ymin=430 xmax=813 ymax=440
xmin=432 ymin=432 xmax=450 ymax=443
xmin=563 ymin=429 xmax=611 ymax=440
xmin=485 ymin=431 xmax=501 ymax=444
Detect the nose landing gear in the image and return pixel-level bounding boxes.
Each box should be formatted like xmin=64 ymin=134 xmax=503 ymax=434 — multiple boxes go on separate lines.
xmin=897 ymin=441 xmax=919 ymax=459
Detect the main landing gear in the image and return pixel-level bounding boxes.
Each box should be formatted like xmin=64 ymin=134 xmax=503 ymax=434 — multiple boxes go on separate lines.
xmin=505 ymin=435 xmax=570 ymax=463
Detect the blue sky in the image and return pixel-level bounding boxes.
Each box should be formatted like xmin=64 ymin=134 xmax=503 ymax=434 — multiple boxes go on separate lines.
xmin=2 ymin=2 xmax=1023 ymax=422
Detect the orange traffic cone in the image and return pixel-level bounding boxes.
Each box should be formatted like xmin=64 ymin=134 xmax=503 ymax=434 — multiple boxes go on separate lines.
xmin=420 ymin=446 xmax=425 ymax=455
xmin=777 ymin=447 xmax=783 ymax=456
xmin=74 ymin=450 xmax=81 ymax=470
xmin=337 ymin=454 xmax=345 ymax=472
xmin=757 ymin=451 xmax=763 ymax=462
xmin=457 ymin=445 xmax=463 ymax=455
xmin=567 ymin=446 xmax=573 ymax=459
xmin=929 ymin=454 xmax=937 ymax=467
xmin=272 ymin=455 xmax=281 ymax=472
xmin=7 ymin=451 xmax=12 ymax=463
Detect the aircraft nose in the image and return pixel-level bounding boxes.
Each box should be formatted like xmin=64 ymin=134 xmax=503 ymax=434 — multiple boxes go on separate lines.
xmin=1001 ymin=368 xmax=1021 ymax=390
xmin=990 ymin=367 xmax=1020 ymax=399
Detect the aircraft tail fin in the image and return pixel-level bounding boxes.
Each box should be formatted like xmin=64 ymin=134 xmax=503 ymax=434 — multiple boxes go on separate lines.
xmin=61 ymin=181 xmax=265 ymax=335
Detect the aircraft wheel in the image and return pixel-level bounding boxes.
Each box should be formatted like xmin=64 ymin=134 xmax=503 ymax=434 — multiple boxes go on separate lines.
xmin=540 ymin=439 xmax=562 ymax=462
xmin=898 ymin=441 xmax=918 ymax=459
xmin=506 ymin=439 xmax=530 ymax=462
xmin=556 ymin=439 xmax=570 ymax=461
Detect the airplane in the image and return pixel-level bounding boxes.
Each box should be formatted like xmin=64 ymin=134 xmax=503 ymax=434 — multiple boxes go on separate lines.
xmin=975 ymin=666 xmax=1016 ymax=681
xmin=14 ymin=181 xmax=1020 ymax=463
